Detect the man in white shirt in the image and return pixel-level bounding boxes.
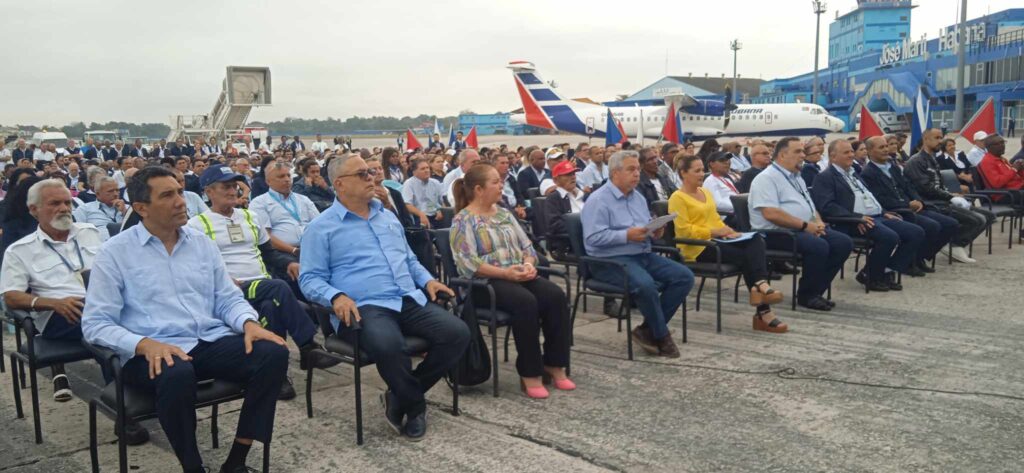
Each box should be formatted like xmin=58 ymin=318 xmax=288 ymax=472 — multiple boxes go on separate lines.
xmin=72 ymin=176 xmax=126 ymax=240
xmin=965 ymin=131 xmax=988 ymax=166
xmin=401 ymin=158 xmax=445 ymax=227
xmin=249 ymin=162 xmax=320 ymax=257
xmin=442 ymin=149 xmax=480 ymax=206
xmin=310 ymin=134 xmax=329 ymax=154
xmin=702 ymin=152 xmax=740 ymax=214
xmin=577 ymin=146 xmax=609 ymax=192
xmin=34 ymin=143 xmax=57 ymax=168
xmin=538 ymin=149 xmax=569 ymax=196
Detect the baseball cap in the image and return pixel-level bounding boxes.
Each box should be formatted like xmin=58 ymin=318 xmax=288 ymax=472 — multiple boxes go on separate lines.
xmin=973 ymin=131 xmax=988 ymax=141
xmin=545 ymin=149 xmax=565 ymax=160
xmin=200 ymin=164 xmax=245 ymax=189
xmin=707 ymin=151 xmax=732 ymax=163
xmin=552 ymin=160 xmax=577 ymax=178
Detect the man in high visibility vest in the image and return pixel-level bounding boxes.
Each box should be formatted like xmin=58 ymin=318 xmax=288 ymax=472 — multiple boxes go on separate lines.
xmin=188 ymin=164 xmax=338 ymax=400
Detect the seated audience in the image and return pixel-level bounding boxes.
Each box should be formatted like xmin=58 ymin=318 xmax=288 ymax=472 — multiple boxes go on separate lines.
xmin=736 ymin=143 xmax=772 ymax=193
xmin=250 ymin=161 xmax=320 ymax=261
xmin=72 ymin=175 xmax=126 ymax=240
xmin=292 ymin=158 xmax=335 ymax=212
xmin=401 ymin=158 xmax=446 ymax=228
xmin=637 ymin=147 xmax=677 ymax=204
xmin=977 ymin=134 xmax=1024 ymax=195
xmin=702 ymin=152 xmax=740 ymax=214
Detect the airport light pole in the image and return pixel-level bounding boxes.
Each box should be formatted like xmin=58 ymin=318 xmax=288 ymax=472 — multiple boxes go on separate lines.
xmin=730 ymin=39 xmax=742 ymax=103
xmin=811 ymin=0 xmax=827 ymax=105
xmin=953 ymin=0 xmax=968 ymax=129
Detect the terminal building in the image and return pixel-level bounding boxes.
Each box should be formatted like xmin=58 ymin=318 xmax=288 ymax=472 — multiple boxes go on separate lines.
xmin=753 ymin=0 xmax=1024 ymax=134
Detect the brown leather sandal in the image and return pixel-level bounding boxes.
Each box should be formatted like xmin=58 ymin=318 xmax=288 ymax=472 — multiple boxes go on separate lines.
xmin=749 ymin=281 xmax=784 ymax=306
xmin=753 ymin=308 xmax=788 ymax=333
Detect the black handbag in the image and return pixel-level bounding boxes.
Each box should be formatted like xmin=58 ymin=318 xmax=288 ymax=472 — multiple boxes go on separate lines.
xmin=447 ymin=297 xmax=491 ymax=387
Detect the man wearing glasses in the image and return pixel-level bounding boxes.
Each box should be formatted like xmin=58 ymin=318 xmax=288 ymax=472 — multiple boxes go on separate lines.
xmin=299 ymin=154 xmax=469 ymax=442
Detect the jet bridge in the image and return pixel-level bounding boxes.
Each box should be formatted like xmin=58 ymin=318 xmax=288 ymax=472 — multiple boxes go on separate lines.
xmin=167 ymin=66 xmax=271 ymax=142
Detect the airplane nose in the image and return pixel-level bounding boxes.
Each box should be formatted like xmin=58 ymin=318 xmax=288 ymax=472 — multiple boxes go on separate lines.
xmin=832 ymin=117 xmax=846 ymax=132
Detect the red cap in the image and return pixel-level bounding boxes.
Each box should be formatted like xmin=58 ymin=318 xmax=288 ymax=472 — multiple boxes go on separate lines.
xmin=552 ymin=160 xmax=577 ymax=178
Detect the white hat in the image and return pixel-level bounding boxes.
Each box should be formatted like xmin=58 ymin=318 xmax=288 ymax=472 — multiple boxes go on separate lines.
xmin=973 ymin=131 xmax=988 ymax=141
xmin=545 ymin=149 xmax=565 ymax=160
xmin=446 ymin=149 xmax=457 ymax=156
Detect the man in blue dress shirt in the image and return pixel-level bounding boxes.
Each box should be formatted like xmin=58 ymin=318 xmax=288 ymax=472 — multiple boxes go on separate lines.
xmin=299 ymin=154 xmax=469 ymax=442
xmin=82 ymin=166 xmax=289 ymax=473
xmin=581 ymin=150 xmax=694 ymax=358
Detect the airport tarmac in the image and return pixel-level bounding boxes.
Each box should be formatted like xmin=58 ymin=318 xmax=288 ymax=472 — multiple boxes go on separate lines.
xmin=1 ymin=225 xmax=1023 ymax=472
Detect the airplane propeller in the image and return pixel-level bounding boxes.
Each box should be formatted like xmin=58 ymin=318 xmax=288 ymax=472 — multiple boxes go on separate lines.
xmin=723 ymin=86 xmax=738 ymax=129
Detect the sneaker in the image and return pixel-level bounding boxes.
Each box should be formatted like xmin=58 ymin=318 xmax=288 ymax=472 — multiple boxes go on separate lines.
xmin=380 ymin=390 xmax=404 ymax=435
xmin=52 ymin=374 xmax=72 ymax=402
xmin=115 ymin=421 xmax=151 ymax=446
xmin=655 ymin=335 xmax=681 ymax=359
xmin=403 ymin=411 xmax=427 ymax=442
xmin=278 ymin=377 xmax=296 ymax=401
xmin=630 ymin=326 xmax=659 ymax=355
xmin=950 ymin=246 xmax=976 ymax=264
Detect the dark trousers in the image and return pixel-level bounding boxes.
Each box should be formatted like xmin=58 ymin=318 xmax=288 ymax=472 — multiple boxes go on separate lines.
xmin=345 ymin=298 xmax=469 ymax=417
xmin=835 ymin=217 xmax=925 ymax=280
xmin=947 ymin=205 xmax=994 ymax=247
xmin=241 ymin=279 xmax=316 ymax=347
xmin=912 ymin=210 xmax=959 ymax=261
xmin=694 ymin=234 xmax=769 ymax=290
xmin=767 ymin=230 xmax=853 ymax=301
xmin=471 ymin=278 xmax=570 ymax=377
xmin=39 ymin=313 xmax=113 ymax=380
xmin=590 ymin=253 xmax=695 ymax=340
xmin=122 ymin=336 xmax=289 ymax=471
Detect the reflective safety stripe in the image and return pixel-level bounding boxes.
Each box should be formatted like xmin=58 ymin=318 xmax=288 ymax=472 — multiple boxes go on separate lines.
xmin=242 ymin=209 xmax=270 ymax=278
xmin=247 ymin=279 xmax=261 ymax=299
xmin=198 ymin=214 xmax=215 ymax=240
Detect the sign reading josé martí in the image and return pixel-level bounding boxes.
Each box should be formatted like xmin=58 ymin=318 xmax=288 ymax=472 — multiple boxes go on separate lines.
xmin=879 ymin=22 xmax=987 ymax=66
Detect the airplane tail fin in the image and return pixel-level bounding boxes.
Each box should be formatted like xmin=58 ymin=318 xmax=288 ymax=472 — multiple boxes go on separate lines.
xmin=507 ymin=61 xmax=593 ymax=135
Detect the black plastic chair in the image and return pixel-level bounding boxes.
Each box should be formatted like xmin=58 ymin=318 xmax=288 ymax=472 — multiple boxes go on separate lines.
xmin=84 ymin=342 xmax=269 ymax=473
xmin=730 ymin=195 xmax=803 ymax=311
xmin=302 ymin=302 xmax=458 ymax=444
xmin=437 ymin=207 xmax=455 ymax=229
xmin=650 ymin=200 xmax=743 ymax=333
xmin=432 ymin=228 xmax=570 ymax=396
xmin=530 ymin=196 xmax=580 ymax=296
xmin=968 ymin=168 xmax=1022 ymax=250
xmin=106 ymin=222 xmax=121 ymax=238
xmin=525 ymin=187 xmax=541 ymax=199
xmin=8 ymin=309 xmax=95 ymax=444
xmin=937 ymin=169 xmax=1006 ymax=254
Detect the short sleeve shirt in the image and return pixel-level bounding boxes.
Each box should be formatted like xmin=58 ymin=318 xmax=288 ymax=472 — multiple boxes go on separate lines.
xmin=187 ymin=209 xmax=270 ymax=282
xmin=748 ymin=164 xmax=816 ymax=230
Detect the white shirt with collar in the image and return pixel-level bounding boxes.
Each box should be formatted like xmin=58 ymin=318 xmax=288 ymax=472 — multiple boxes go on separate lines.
xmin=555 ymin=186 xmax=585 ymax=213
xmin=249 ymin=189 xmax=320 ymax=246
xmin=965 ymin=146 xmax=986 ymax=166
xmin=702 ymin=174 xmax=738 ymax=213
xmin=833 ymin=164 xmax=883 ymax=216
xmin=311 ymin=141 xmax=329 ymax=153
xmin=443 ymin=167 xmax=465 ymax=206
xmin=34 ymin=149 xmax=56 ymax=163
xmin=0 ymin=223 xmax=102 ymax=330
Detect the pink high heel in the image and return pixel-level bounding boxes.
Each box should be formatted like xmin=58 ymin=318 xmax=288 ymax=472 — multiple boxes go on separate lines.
xmin=542 ymin=371 xmax=577 ymax=391
xmin=521 ymin=379 xmax=550 ymax=399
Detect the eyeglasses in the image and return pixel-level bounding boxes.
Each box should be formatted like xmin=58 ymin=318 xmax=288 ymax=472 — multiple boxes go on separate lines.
xmin=338 ymin=168 xmax=380 ymax=180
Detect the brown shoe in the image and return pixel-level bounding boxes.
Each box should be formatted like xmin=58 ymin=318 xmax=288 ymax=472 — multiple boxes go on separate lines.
xmin=753 ymin=309 xmax=788 ymax=333
xmin=655 ymin=334 xmax=681 ymax=358
xmin=631 ymin=326 xmax=659 ymax=355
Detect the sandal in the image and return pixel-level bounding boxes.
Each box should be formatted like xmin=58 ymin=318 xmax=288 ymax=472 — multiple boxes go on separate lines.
xmin=749 ymin=280 xmax=784 ymax=306
xmin=753 ymin=308 xmax=788 ymax=333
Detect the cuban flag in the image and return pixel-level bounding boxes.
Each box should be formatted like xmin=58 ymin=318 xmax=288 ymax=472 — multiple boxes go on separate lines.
xmin=605 ymin=108 xmax=627 ymax=146
xmin=910 ymin=88 xmax=932 ymax=152
xmin=448 ymin=122 xmax=457 ymax=148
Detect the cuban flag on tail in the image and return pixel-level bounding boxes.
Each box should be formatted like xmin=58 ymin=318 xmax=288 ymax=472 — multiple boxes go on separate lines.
xmin=448 ymin=122 xmax=457 ymax=148
xmin=910 ymin=88 xmax=932 ymax=151
xmin=605 ymin=108 xmax=627 ymax=146
xmin=661 ymin=103 xmax=685 ymax=144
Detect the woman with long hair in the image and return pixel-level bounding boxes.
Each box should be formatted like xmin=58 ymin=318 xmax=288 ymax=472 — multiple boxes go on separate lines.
xmin=428 ymin=154 xmax=447 ymax=182
xmin=696 ymin=138 xmax=721 ymax=165
xmin=449 ymin=163 xmax=574 ymax=399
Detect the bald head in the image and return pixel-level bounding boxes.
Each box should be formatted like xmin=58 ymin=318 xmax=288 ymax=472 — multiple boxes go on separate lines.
xmin=865 ymin=136 xmax=890 ymax=163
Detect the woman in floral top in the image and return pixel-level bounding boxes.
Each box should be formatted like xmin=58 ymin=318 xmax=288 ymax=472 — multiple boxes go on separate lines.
xmin=450 ymin=163 xmax=574 ymax=399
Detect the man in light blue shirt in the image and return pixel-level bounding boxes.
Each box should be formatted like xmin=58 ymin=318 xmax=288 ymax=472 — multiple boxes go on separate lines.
xmin=249 ymin=162 xmax=320 ymax=250
xmin=748 ymin=137 xmax=853 ymax=311
xmin=577 ymin=146 xmax=610 ymax=192
xmin=299 ymin=154 xmax=468 ymax=442
xmin=581 ymin=150 xmax=694 ymax=358
xmin=72 ymin=175 xmax=125 ymax=240
xmin=401 ymin=158 xmax=445 ymax=227
xmin=82 ymin=166 xmax=288 ymax=473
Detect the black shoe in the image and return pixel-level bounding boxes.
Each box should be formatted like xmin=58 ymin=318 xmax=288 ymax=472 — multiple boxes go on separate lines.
xmin=278 ymin=377 xmax=296 ymax=401
xmin=904 ymin=266 xmax=926 ymax=277
xmin=855 ymin=269 xmax=869 ymax=286
xmin=865 ymin=280 xmax=890 ymax=292
xmin=798 ymin=296 xmax=832 ymax=311
xmin=602 ymin=298 xmax=621 ymax=317
xmin=773 ymin=262 xmax=799 ymax=275
xmin=380 ymin=390 xmax=403 ymax=435
xmin=299 ymin=342 xmax=341 ymax=370
xmin=115 ymin=421 xmax=151 ymax=446
xmin=52 ymin=374 xmax=72 ymax=402
xmin=887 ymin=273 xmax=903 ymax=291
xmin=403 ymin=411 xmax=427 ymax=442
xmin=915 ymin=260 xmax=936 ymax=273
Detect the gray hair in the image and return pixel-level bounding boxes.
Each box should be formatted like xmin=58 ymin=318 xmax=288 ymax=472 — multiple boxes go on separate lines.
xmin=92 ymin=175 xmax=117 ymax=191
xmin=608 ymin=150 xmax=639 ymax=173
xmin=27 ymin=179 xmax=69 ymax=208
xmin=86 ymin=167 xmax=106 ymax=188
xmin=328 ymin=153 xmax=360 ymax=182
xmin=264 ymin=161 xmax=292 ymax=173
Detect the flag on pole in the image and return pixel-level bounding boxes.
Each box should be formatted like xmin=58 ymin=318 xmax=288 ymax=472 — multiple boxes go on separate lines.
xmin=661 ymin=103 xmax=684 ymax=144
xmin=858 ymin=106 xmax=884 ymax=141
xmin=428 ymin=119 xmax=442 ymax=148
xmin=448 ymin=122 xmax=457 ymax=148
xmin=910 ymin=89 xmax=932 ymax=151
xmin=636 ymin=108 xmax=645 ymax=146
xmin=465 ymin=126 xmax=479 ymax=149
xmin=959 ymin=96 xmax=996 ymax=141
xmin=406 ymin=129 xmax=423 ymax=151
xmin=605 ymin=109 xmax=627 ymax=146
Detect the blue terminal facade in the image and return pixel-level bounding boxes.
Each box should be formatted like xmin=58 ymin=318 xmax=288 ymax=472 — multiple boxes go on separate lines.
xmin=754 ymin=1 xmax=1024 ymax=133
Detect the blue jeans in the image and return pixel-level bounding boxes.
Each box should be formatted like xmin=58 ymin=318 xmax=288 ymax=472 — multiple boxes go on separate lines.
xmin=590 ymin=253 xmax=695 ymax=340
xmin=767 ymin=230 xmax=853 ymax=301
xmin=344 ymin=297 xmax=469 ymax=417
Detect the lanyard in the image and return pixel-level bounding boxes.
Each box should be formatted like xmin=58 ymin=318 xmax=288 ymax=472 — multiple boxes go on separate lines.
xmin=99 ymin=203 xmax=119 ymax=223
xmin=716 ymin=176 xmax=738 ymax=193
xmin=43 ymin=239 xmax=84 ymax=273
xmin=270 ymin=191 xmax=301 ymax=222
xmin=840 ymin=169 xmax=877 ymax=209
xmin=771 ymin=164 xmax=816 ymax=215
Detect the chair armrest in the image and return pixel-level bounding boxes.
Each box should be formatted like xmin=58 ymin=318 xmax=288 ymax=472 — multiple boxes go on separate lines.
xmin=822 ymin=216 xmax=865 ymax=225
xmin=449 ymin=277 xmax=498 ymax=317
xmin=580 ymin=256 xmax=631 ymax=295
xmin=753 ymin=228 xmax=800 ymax=257
xmin=651 ymin=245 xmax=682 ymax=261
xmin=81 ymin=340 xmax=123 ymax=381
xmin=8 ymin=308 xmax=36 ymax=325
xmin=672 ymin=237 xmax=717 ymax=248
xmin=535 ymin=266 xmax=567 ymax=278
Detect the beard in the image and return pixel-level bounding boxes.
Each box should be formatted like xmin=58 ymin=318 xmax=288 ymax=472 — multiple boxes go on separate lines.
xmin=50 ymin=213 xmax=73 ymax=231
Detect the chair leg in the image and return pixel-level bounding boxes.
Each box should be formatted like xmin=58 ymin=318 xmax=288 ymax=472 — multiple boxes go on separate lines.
xmin=491 ymin=325 xmax=499 ymax=398
xmin=117 ymin=417 xmax=128 ymax=473
xmin=624 ymin=297 xmax=633 ymax=361
xmin=715 ymin=277 xmax=723 ymax=334
xmin=0 ymin=328 xmax=5 ymax=373
xmin=29 ymin=364 xmax=42 ymax=444
xmin=791 ymin=270 xmax=798 ymax=311
xmin=354 ymin=364 xmax=363 ymax=446
xmin=503 ymin=327 xmax=511 ymax=363
xmin=681 ymin=300 xmax=687 ymax=344
xmin=569 ymin=291 xmax=583 ymax=346
xmin=211 ymin=404 xmax=219 ymax=449
xmin=451 ymin=359 xmax=460 ymax=416
xmin=89 ymin=402 xmax=99 ymax=473
xmin=305 ymin=368 xmax=314 ymax=419
xmin=10 ymin=354 xmax=23 ymax=418
xmin=733 ymin=277 xmax=741 ymax=303
xmin=695 ymin=278 xmax=705 ymax=312
xmin=263 ymin=441 xmax=270 ymax=473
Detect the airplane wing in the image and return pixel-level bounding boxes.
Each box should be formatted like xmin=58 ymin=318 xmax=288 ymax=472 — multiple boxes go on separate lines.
xmin=661 ymin=93 xmax=698 ymax=109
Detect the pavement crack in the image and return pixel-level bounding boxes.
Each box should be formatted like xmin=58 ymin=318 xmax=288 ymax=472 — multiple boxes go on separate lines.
xmin=0 ymin=444 xmax=93 ymax=472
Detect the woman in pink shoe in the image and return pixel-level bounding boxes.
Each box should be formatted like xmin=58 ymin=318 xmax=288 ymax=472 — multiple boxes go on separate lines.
xmin=450 ymin=162 xmax=575 ymax=399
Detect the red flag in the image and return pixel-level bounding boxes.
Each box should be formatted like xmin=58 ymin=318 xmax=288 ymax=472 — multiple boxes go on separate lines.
xmin=959 ymin=97 xmax=996 ymax=140
xmin=661 ymin=103 xmax=680 ymax=144
xmin=465 ymin=126 xmax=478 ymax=149
xmin=858 ymin=107 xmax=884 ymax=141
xmin=406 ymin=129 xmax=423 ymax=150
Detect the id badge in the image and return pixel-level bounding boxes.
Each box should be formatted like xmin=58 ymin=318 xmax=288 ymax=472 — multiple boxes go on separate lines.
xmin=227 ymin=223 xmax=246 ymax=243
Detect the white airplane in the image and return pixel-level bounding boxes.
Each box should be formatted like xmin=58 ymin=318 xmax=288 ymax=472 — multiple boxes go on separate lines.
xmin=507 ymin=61 xmax=845 ymax=140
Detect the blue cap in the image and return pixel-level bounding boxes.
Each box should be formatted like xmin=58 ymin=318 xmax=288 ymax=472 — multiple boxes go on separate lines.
xmin=200 ymin=164 xmax=245 ymax=189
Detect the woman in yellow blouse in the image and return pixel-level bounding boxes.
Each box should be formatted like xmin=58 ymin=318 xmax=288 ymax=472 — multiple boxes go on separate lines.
xmin=668 ymin=155 xmax=788 ymax=333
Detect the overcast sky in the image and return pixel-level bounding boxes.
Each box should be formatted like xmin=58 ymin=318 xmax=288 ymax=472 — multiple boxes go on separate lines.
xmin=1 ymin=0 xmax=1017 ymax=126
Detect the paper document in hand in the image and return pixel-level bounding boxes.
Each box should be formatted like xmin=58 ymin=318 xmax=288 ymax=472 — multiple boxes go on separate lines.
xmin=645 ymin=213 xmax=678 ymax=234
xmin=713 ymin=232 xmax=758 ymax=244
